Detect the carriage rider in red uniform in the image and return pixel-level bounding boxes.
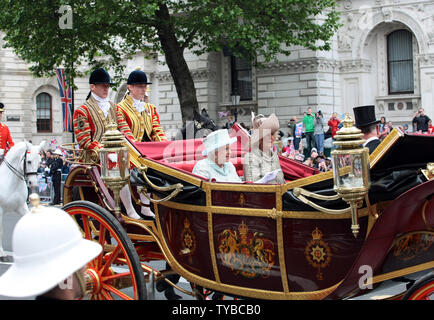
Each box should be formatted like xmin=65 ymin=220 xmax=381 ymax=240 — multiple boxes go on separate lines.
xmin=117 ymin=68 xmax=168 ymax=219
xmin=117 ymin=68 xmax=167 ymax=143
xmin=117 ymin=69 xmax=182 ymax=299
xmin=0 ymin=103 xmax=15 ymax=163
xmin=72 ymin=68 xmax=142 ymax=220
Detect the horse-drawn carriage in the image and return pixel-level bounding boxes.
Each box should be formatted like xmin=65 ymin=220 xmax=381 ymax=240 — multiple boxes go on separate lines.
xmin=59 ymin=120 xmax=434 ymax=300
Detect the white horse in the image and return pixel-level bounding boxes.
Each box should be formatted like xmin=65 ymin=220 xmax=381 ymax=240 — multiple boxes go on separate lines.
xmin=0 ymin=141 xmax=45 ymax=260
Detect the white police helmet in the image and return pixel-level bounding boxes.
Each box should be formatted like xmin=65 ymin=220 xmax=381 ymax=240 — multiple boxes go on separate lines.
xmin=0 ymin=206 xmax=101 ymax=298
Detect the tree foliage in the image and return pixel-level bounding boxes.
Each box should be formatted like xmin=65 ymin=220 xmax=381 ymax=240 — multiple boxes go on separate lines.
xmin=0 ymin=0 xmax=341 ymax=122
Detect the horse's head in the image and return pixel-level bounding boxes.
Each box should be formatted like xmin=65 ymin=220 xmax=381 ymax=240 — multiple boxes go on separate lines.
xmin=193 ymin=109 xmax=218 ymax=139
xmin=176 ymin=109 xmax=218 ymax=140
xmin=24 ymin=141 xmax=45 ymax=188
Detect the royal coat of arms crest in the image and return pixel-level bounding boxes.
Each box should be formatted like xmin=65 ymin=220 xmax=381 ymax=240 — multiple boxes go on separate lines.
xmin=217 ymin=221 xmax=275 ymax=279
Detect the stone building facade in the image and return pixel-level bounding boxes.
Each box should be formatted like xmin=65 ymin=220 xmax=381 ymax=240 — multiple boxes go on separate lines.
xmin=1 ymin=0 xmax=433 ymax=146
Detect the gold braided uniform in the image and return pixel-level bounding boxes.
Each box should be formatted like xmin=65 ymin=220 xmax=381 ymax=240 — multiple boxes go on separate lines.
xmin=117 ymin=94 xmax=167 ymax=142
xmin=73 ymin=95 xmax=130 ymax=163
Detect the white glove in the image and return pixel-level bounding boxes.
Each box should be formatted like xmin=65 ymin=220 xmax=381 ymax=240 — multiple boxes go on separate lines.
xmin=255 ymin=169 xmax=281 ymax=184
xmin=0 ymin=149 xmax=4 ymax=156
xmin=44 ymin=167 xmax=50 ymax=173
xmin=108 ymin=153 xmax=118 ymax=163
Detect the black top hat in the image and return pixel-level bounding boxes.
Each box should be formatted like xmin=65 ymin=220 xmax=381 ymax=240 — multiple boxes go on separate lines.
xmin=353 ymin=105 xmax=380 ymax=128
xmin=127 ymin=69 xmax=152 ymax=85
xmin=0 ymin=103 xmax=4 ymax=112
xmin=89 ymin=68 xmax=114 ymax=85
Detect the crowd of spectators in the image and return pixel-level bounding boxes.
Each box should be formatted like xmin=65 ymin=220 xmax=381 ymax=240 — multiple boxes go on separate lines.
xmin=38 ymin=149 xmax=71 ymax=177
xmin=35 ymin=148 xmax=72 ymax=203
xmin=270 ymin=107 xmax=432 ymax=172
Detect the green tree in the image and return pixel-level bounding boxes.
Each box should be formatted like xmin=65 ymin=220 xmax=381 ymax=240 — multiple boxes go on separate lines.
xmin=0 ymin=0 xmax=340 ymax=124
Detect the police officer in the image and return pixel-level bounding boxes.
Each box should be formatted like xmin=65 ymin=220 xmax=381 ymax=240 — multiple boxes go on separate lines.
xmin=49 ymin=149 xmax=63 ymax=205
xmin=0 ymin=198 xmax=102 ymax=300
xmin=0 ymin=103 xmax=14 ymax=163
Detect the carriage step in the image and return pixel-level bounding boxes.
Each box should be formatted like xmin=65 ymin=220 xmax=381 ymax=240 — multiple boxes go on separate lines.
xmin=391 ymin=277 xmax=416 ymax=290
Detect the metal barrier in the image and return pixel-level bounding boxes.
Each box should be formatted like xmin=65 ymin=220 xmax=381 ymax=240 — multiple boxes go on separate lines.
xmin=37 ymin=174 xmax=52 ymax=203
xmin=36 ymin=174 xmax=67 ymax=203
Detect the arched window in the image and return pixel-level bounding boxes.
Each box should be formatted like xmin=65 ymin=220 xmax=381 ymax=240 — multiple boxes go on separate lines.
xmin=36 ymin=93 xmax=52 ymax=132
xmin=387 ymin=30 xmax=414 ymax=94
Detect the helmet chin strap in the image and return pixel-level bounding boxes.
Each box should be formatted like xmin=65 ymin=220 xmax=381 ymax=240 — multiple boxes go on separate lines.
xmin=74 ymin=270 xmax=89 ymax=299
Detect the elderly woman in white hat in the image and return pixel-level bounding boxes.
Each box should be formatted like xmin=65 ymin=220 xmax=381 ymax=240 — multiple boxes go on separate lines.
xmin=243 ymin=113 xmax=285 ymax=184
xmin=193 ymin=129 xmax=242 ymax=183
xmin=0 ymin=202 xmax=102 ymax=300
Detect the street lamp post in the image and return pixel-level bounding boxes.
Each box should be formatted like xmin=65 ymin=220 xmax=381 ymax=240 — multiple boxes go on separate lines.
xmin=231 ymin=93 xmax=240 ymax=123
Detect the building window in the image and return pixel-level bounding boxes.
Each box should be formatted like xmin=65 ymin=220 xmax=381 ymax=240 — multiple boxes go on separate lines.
xmin=36 ymin=93 xmax=52 ymax=132
xmin=387 ymin=30 xmax=414 ymax=94
xmin=231 ymin=56 xmax=252 ymax=101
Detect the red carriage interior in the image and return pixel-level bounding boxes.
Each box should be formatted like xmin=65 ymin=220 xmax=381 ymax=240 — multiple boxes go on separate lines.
xmin=128 ymin=124 xmax=319 ymax=182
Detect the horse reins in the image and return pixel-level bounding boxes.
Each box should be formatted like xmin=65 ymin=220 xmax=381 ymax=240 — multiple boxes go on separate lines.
xmin=3 ymin=148 xmax=38 ymax=183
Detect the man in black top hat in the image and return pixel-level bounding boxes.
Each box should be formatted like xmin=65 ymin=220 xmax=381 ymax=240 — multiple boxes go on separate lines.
xmin=353 ymin=105 xmax=381 ymax=154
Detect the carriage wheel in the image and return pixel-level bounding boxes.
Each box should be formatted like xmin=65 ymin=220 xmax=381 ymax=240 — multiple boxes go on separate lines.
xmin=63 ymin=201 xmax=147 ymax=300
xmin=402 ymin=272 xmax=434 ymax=300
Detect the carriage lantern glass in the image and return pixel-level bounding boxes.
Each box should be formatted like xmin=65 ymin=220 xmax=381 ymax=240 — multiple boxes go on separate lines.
xmin=331 ymin=114 xmax=370 ymax=238
xmin=100 ymin=123 xmax=130 ymax=220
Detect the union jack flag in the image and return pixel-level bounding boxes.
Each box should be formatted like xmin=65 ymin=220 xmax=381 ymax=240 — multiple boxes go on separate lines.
xmin=218 ymin=111 xmax=231 ymax=118
xmin=50 ymin=136 xmax=57 ymax=146
xmin=56 ymin=68 xmax=73 ymax=132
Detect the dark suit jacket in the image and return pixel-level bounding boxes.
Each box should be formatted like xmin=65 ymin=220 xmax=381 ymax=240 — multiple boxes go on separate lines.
xmin=365 ymin=138 xmax=381 ymax=154
xmin=50 ymin=158 xmax=63 ymax=180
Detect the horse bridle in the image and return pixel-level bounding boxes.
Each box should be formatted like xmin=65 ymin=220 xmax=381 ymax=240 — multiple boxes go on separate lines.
xmin=4 ymin=148 xmax=39 ymax=183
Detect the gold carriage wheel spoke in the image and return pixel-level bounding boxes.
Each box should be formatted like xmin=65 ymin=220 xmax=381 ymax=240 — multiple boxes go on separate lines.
xmin=96 ymin=224 xmax=107 ymax=268
xmin=101 ymin=290 xmax=114 ymax=300
xmin=81 ymin=215 xmax=92 ymax=240
xmin=101 ymin=271 xmax=131 ymax=282
xmin=81 ymin=215 xmax=97 ymax=268
xmin=100 ymin=245 xmax=121 ymax=275
xmin=102 ymin=284 xmax=133 ymax=300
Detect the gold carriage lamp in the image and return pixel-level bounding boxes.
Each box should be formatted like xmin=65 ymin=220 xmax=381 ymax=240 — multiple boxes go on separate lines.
xmin=331 ymin=114 xmax=370 ymax=238
xmin=100 ymin=122 xmax=130 ymax=221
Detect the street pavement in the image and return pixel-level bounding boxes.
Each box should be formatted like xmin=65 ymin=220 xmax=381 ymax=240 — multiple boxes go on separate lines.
xmin=0 ymin=211 xmax=428 ymax=301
